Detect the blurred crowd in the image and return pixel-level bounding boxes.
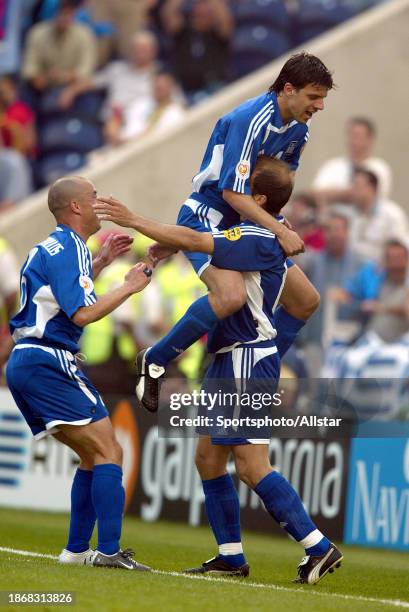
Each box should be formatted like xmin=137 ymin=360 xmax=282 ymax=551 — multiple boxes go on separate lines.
xmin=0 ymin=0 xmax=385 ymax=207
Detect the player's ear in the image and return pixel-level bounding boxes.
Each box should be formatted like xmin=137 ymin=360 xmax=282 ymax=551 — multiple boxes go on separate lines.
xmin=283 ymin=82 xmax=295 ymax=96
xmin=254 ymin=194 xmax=267 ymax=207
xmin=69 ymin=199 xmax=81 ymax=215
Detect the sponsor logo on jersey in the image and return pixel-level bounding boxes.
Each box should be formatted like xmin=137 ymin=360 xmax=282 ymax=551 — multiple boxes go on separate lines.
xmin=223 ymin=227 xmax=242 ymax=241
xmin=79 ymin=275 xmax=94 ymax=295
xmin=236 ymin=160 xmax=250 ymax=179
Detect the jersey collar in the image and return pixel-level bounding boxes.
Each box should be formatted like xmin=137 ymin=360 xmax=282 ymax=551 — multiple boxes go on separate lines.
xmin=56 ymin=224 xmax=86 ymax=244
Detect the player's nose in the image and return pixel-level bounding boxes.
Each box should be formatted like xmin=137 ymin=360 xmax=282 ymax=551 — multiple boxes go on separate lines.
xmin=314 ymin=99 xmax=325 ymax=111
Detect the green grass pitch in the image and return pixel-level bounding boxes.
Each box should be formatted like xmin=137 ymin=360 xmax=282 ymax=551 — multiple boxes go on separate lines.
xmin=0 ymin=508 xmax=408 ymax=611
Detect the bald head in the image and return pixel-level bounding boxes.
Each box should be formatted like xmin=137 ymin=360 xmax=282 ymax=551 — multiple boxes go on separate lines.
xmin=48 ymin=176 xmax=91 ymax=220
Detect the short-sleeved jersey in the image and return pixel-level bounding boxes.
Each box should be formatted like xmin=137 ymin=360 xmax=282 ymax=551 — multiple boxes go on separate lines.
xmin=208 ymin=221 xmax=287 ymax=353
xmin=10 ymin=224 xmax=97 ymax=353
xmin=192 ymin=91 xmax=308 ymax=215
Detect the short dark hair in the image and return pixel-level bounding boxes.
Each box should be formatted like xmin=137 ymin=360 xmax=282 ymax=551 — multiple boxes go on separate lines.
xmin=354 ymin=166 xmax=379 ymax=191
xmin=349 ymin=117 xmax=376 ymax=137
xmin=251 ymin=156 xmax=293 ymax=215
xmin=269 ymin=52 xmax=334 ymax=93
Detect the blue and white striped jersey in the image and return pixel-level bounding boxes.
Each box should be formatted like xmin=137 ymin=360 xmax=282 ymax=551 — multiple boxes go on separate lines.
xmin=10 ymin=224 xmax=97 ymax=353
xmin=207 ymin=221 xmax=287 ymax=353
xmin=192 ymin=91 xmax=308 ymax=213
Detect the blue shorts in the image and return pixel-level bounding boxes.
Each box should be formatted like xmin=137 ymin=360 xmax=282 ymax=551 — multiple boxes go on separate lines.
xmin=6 ymin=344 xmax=109 ymax=439
xmin=198 ymin=342 xmax=280 ymax=445
xmin=177 ymin=194 xmax=239 ymax=277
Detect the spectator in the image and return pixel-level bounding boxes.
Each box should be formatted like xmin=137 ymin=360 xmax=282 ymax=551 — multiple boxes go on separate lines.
xmin=349 ymin=167 xmax=408 ymax=262
xmin=0 ymin=74 xmax=36 ymax=156
xmin=338 ymin=240 xmax=409 ymax=344
xmin=0 ymin=144 xmax=33 ymax=209
xmin=300 ymin=212 xmax=364 ymax=350
xmin=105 ymin=71 xmax=185 ymax=145
xmin=0 ymin=0 xmax=26 ymax=76
xmin=22 ymin=0 xmax=97 ymax=91
xmin=0 ymin=236 xmax=19 ymax=372
xmin=161 ymin=0 xmax=233 ymax=103
xmin=313 ymin=117 xmax=393 ymax=205
xmin=59 ymin=30 xmax=159 ymax=129
xmin=284 ymin=192 xmax=325 ymax=252
xmin=86 ymin=0 xmax=153 ymax=61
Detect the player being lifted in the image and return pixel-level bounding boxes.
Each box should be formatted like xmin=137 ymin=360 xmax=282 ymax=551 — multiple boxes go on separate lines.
xmin=95 ymin=156 xmax=343 ymax=584
xmin=132 ymin=52 xmax=333 ymax=411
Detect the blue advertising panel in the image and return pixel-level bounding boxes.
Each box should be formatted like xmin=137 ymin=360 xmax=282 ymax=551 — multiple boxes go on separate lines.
xmin=344 ymin=438 xmax=409 ymax=551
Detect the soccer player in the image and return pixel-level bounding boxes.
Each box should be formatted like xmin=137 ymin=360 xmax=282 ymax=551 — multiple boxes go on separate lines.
xmin=95 ymin=157 xmax=343 ymax=584
xmin=6 ymin=176 xmax=152 ymax=571
xmin=133 ymin=51 xmax=333 ymax=412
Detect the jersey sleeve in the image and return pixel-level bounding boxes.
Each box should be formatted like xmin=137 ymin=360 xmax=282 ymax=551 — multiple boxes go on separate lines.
xmin=44 ymin=240 xmax=97 ymax=318
xmin=211 ymin=225 xmax=284 ymax=271
xmin=218 ymin=104 xmax=272 ymax=195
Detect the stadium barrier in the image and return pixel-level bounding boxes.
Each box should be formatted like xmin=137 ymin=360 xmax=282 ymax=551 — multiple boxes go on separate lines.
xmin=1 ymin=388 xmax=408 ymax=550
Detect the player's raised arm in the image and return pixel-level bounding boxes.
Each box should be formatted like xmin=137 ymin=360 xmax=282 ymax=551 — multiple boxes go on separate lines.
xmin=95 ymin=196 xmax=214 ymax=255
xmin=71 ymin=262 xmax=151 ymax=327
xmin=223 ymin=189 xmax=304 ymax=255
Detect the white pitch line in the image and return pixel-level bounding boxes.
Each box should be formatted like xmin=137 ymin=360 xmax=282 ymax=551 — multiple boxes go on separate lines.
xmin=1 ymin=547 xmax=408 ymax=610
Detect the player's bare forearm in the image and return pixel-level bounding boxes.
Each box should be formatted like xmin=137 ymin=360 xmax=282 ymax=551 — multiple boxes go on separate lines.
xmin=72 ymin=285 xmax=134 ymax=327
xmin=95 ymin=196 xmax=214 ymax=254
xmin=222 ymin=189 xmax=304 ymax=255
xmin=72 ymin=263 xmax=151 ymax=327
xmin=132 ymin=216 xmax=214 ymax=254
xmin=223 ymin=190 xmax=285 ymax=234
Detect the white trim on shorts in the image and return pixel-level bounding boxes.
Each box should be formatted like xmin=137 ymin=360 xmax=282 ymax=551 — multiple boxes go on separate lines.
xmin=34 ymin=417 xmax=93 ymax=440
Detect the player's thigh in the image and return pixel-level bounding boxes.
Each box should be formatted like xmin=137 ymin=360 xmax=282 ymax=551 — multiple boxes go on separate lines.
xmin=195 ymin=435 xmax=231 ymax=479
xmin=58 ymin=416 xmax=122 ymax=465
xmin=201 ymin=265 xmax=247 ymax=316
xmin=280 ymin=264 xmax=320 ymax=320
xmin=53 ymin=431 xmax=94 ymax=470
xmin=232 ymin=443 xmax=272 ymax=489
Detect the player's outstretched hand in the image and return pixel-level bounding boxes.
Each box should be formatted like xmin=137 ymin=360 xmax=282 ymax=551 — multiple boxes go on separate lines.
xmin=95 ymin=196 xmax=136 ymax=228
xmin=124 ymin=262 xmax=152 ymax=293
xmin=98 ymin=233 xmax=133 ymax=266
xmin=277 ymin=226 xmax=305 ymax=256
xmin=148 ymin=242 xmax=177 ymax=267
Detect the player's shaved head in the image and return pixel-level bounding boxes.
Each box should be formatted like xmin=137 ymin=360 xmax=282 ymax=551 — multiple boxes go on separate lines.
xmin=251 ymin=156 xmax=293 ymax=214
xmin=48 ymin=176 xmax=90 ymax=219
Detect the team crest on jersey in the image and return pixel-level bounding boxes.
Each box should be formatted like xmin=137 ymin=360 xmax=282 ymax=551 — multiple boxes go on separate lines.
xmin=283 ymin=140 xmax=298 ymax=158
xmin=79 ymin=275 xmax=94 ymax=295
xmin=223 ymin=227 xmax=242 ymax=241
xmin=236 ymin=160 xmax=250 ymax=180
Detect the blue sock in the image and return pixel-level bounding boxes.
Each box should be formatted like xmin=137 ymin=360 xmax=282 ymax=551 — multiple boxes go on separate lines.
xmin=255 ymin=471 xmax=330 ymax=556
xmin=147 ymin=295 xmax=218 ymax=367
xmin=66 ymin=468 xmax=96 ymax=553
xmin=91 ymin=464 xmax=125 ymax=555
xmin=274 ymin=306 xmax=306 ymax=358
xmin=202 ymin=474 xmax=246 ymax=567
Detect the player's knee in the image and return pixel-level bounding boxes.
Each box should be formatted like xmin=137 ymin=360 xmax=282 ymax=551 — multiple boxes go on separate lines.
xmin=93 ymin=436 xmax=123 ymax=466
xmin=303 ymin=288 xmax=320 ymax=318
xmin=195 ymin=448 xmax=224 ymax=479
xmin=236 ymin=463 xmax=255 ymax=488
